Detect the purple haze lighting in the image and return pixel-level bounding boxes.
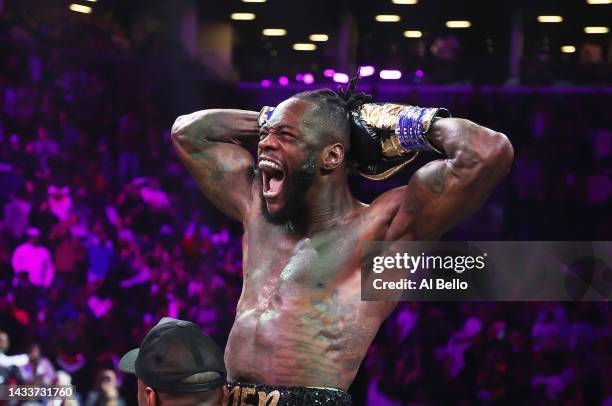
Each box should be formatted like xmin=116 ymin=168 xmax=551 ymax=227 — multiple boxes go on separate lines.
xmin=359 ymin=66 xmax=375 ymax=77
xmin=260 ymin=79 xmax=272 ymax=87
xmin=380 ymin=70 xmax=402 ymax=80
xmin=333 ymin=72 xmax=349 ymax=83
xmin=278 ymin=76 xmax=289 ymax=86
xmin=415 ymin=69 xmax=424 ymax=78
xmin=303 ymin=73 xmax=315 ymax=84
xmin=295 ymin=73 xmax=304 ymax=82
xmin=323 ymin=69 xmax=335 ymax=77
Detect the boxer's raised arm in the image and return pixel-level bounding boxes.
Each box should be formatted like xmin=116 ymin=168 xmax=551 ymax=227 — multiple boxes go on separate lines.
xmin=171 ymin=109 xmax=259 ymax=222
xmin=377 ymin=118 xmax=513 ymax=240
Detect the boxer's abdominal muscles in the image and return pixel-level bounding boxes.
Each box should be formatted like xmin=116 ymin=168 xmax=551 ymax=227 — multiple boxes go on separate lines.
xmin=226 ymin=286 xmax=380 ymax=391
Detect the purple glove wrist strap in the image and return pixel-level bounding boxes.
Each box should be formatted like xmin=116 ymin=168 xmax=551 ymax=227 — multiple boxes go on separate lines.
xmin=395 ymin=106 xmax=448 ymax=153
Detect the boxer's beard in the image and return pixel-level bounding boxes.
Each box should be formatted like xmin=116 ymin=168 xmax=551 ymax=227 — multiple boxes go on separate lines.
xmin=261 ymin=153 xmax=317 ymax=225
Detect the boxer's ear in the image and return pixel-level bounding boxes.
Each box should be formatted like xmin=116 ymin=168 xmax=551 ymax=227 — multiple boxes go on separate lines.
xmin=145 ymin=386 xmax=157 ymax=406
xmin=321 ymin=143 xmax=344 ymax=170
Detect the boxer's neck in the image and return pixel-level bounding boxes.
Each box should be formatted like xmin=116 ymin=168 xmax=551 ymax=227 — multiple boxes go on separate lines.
xmin=301 ymin=176 xmax=357 ymax=236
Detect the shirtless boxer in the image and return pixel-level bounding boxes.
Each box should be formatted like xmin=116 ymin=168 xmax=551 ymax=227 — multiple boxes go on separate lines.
xmin=171 ymin=79 xmax=513 ymax=405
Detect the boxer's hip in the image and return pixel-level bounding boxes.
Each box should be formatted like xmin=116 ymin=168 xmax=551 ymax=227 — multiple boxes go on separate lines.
xmin=226 ymin=382 xmax=352 ymax=406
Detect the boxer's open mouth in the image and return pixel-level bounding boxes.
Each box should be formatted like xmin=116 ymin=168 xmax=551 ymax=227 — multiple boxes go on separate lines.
xmin=259 ymin=158 xmax=286 ymax=199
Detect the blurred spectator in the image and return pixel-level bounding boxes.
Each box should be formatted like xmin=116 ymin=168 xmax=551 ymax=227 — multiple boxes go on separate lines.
xmin=26 ymin=126 xmax=59 ymax=178
xmin=118 ymin=317 xmax=227 ymax=406
xmin=20 ymin=342 xmax=56 ymax=385
xmin=2 ymin=191 xmax=31 ymax=239
xmin=48 ymin=185 xmax=73 ymax=222
xmin=0 ymin=331 xmax=28 ymax=369
xmin=11 ymin=227 xmax=54 ymax=288
xmin=85 ymin=369 xmax=125 ymax=406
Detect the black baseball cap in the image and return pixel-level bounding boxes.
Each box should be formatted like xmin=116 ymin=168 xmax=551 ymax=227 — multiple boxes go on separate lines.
xmin=119 ymin=317 xmax=226 ymax=393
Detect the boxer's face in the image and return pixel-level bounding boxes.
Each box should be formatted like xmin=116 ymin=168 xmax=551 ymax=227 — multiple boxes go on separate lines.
xmin=257 ymin=98 xmax=320 ymax=223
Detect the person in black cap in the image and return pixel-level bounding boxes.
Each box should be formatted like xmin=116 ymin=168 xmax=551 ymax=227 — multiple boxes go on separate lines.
xmin=119 ymin=317 xmax=227 ymax=406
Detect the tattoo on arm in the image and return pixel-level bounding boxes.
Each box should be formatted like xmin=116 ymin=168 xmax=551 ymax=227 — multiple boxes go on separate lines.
xmin=382 ymin=118 xmax=513 ymax=240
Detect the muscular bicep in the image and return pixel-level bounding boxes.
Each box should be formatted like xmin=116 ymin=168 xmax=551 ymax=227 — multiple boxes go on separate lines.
xmin=382 ymin=153 xmax=507 ymax=240
xmin=173 ymin=140 xmax=255 ymax=222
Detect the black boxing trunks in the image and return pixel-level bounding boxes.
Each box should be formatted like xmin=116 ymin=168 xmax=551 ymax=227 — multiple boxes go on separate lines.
xmin=226 ymin=382 xmax=352 ymax=405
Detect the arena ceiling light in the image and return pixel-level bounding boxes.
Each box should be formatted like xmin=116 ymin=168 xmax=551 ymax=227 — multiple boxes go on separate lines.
xmin=584 ymin=26 xmax=609 ymax=33
xmin=359 ymin=66 xmax=375 ymax=77
xmin=392 ymin=0 xmax=418 ymax=4
xmin=404 ymin=30 xmax=423 ymax=38
xmin=333 ymin=73 xmax=349 ymax=83
xmin=586 ymin=0 xmax=611 ymax=4
xmin=537 ymin=16 xmax=563 ymax=23
xmin=231 ymin=13 xmax=256 ymax=20
xmin=69 ymin=4 xmax=92 ymax=13
xmin=262 ymin=28 xmax=287 ymax=36
xmin=303 ymin=73 xmax=315 ymax=84
xmin=446 ymin=20 xmax=471 ymax=28
xmin=242 ymin=0 xmax=266 ymax=2
xmin=375 ymin=15 xmax=401 ymax=22
xmin=380 ymin=69 xmax=402 ymax=79
xmin=309 ymin=34 xmax=329 ymax=42
xmin=561 ymin=45 xmax=576 ymax=53
xmin=323 ymin=69 xmax=335 ymax=77
xmin=293 ymin=43 xmax=317 ymax=51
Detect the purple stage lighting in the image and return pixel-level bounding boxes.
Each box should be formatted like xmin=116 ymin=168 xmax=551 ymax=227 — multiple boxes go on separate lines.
xmin=260 ymin=79 xmax=272 ymax=87
xmin=295 ymin=73 xmax=304 ymax=82
xmin=278 ymin=76 xmax=289 ymax=86
xmin=415 ymin=69 xmax=424 ymax=78
xmin=323 ymin=69 xmax=335 ymax=77
xmin=380 ymin=69 xmax=402 ymax=80
xmin=303 ymin=73 xmax=315 ymax=84
xmin=359 ymin=66 xmax=375 ymax=77
xmin=333 ymin=72 xmax=349 ymax=83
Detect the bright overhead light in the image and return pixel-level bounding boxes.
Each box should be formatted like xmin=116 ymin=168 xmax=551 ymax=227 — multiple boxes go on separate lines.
xmin=69 ymin=4 xmax=92 ymax=13
xmin=584 ymin=26 xmax=609 ymax=33
xmin=262 ymin=28 xmax=287 ymax=36
xmin=537 ymin=15 xmax=563 ymax=23
xmin=561 ymin=45 xmax=576 ymax=53
xmin=323 ymin=69 xmax=335 ymax=77
xmin=392 ymin=0 xmax=418 ymax=4
xmin=293 ymin=43 xmax=317 ymax=51
xmin=303 ymin=73 xmax=315 ymax=84
xmin=84 ymin=0 xmax=97 ymax=2
xmin=404 ymin=30 xmax=423 ymax=38
xmin=242 ymin=0 xmax=266 ymax=2
xmin=309 ymin=34 xmax=329 ymax=42
xmin=231 ymin=13 xmax=256 ymax=20
xmin=380 ymin=69 xmax=402 ymax=80
xmin=446 ymin=20 xmax=471 ymax=28
xmin=375 ymin=15 xmax=401 ymax=22
xmin=359 ymin=66 xmax=375 ymax=77
xmin=586 ymin=0 xmax=611 ymax=4
xmin=333 ymin=73 xmax=349 ymax=83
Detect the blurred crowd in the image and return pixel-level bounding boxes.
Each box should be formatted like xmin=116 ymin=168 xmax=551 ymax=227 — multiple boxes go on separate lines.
xmin=1 ymin=7 xmax=611 ymax=406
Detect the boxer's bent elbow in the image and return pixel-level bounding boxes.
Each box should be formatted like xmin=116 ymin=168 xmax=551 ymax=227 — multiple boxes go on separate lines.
xmin=171 ymin=111 xmax=212 ymax=151
xmin=481 ymin=131 xmax=514 ymax=178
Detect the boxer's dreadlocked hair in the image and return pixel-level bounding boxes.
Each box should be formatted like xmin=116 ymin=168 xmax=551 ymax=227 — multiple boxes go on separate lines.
xmin=293 ymin=71 xmax=372 ymax=148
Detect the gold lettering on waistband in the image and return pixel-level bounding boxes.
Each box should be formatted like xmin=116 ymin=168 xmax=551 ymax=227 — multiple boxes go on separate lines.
xmin=239 ymin=386 xmax=256 ymax=406
xmin=229 ymin=386 xmax=242 ymax=406
xmin=257 ymin=390 xmax=280 ymax=406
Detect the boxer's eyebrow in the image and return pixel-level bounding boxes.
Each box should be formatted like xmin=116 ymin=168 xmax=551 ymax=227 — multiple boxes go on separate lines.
xmin=275 ymin=124 xmax=296 ymax=130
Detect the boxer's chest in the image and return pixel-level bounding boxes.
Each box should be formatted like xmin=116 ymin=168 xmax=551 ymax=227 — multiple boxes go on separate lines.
xmin=243 ymin=217 xmax=362 ymax=292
